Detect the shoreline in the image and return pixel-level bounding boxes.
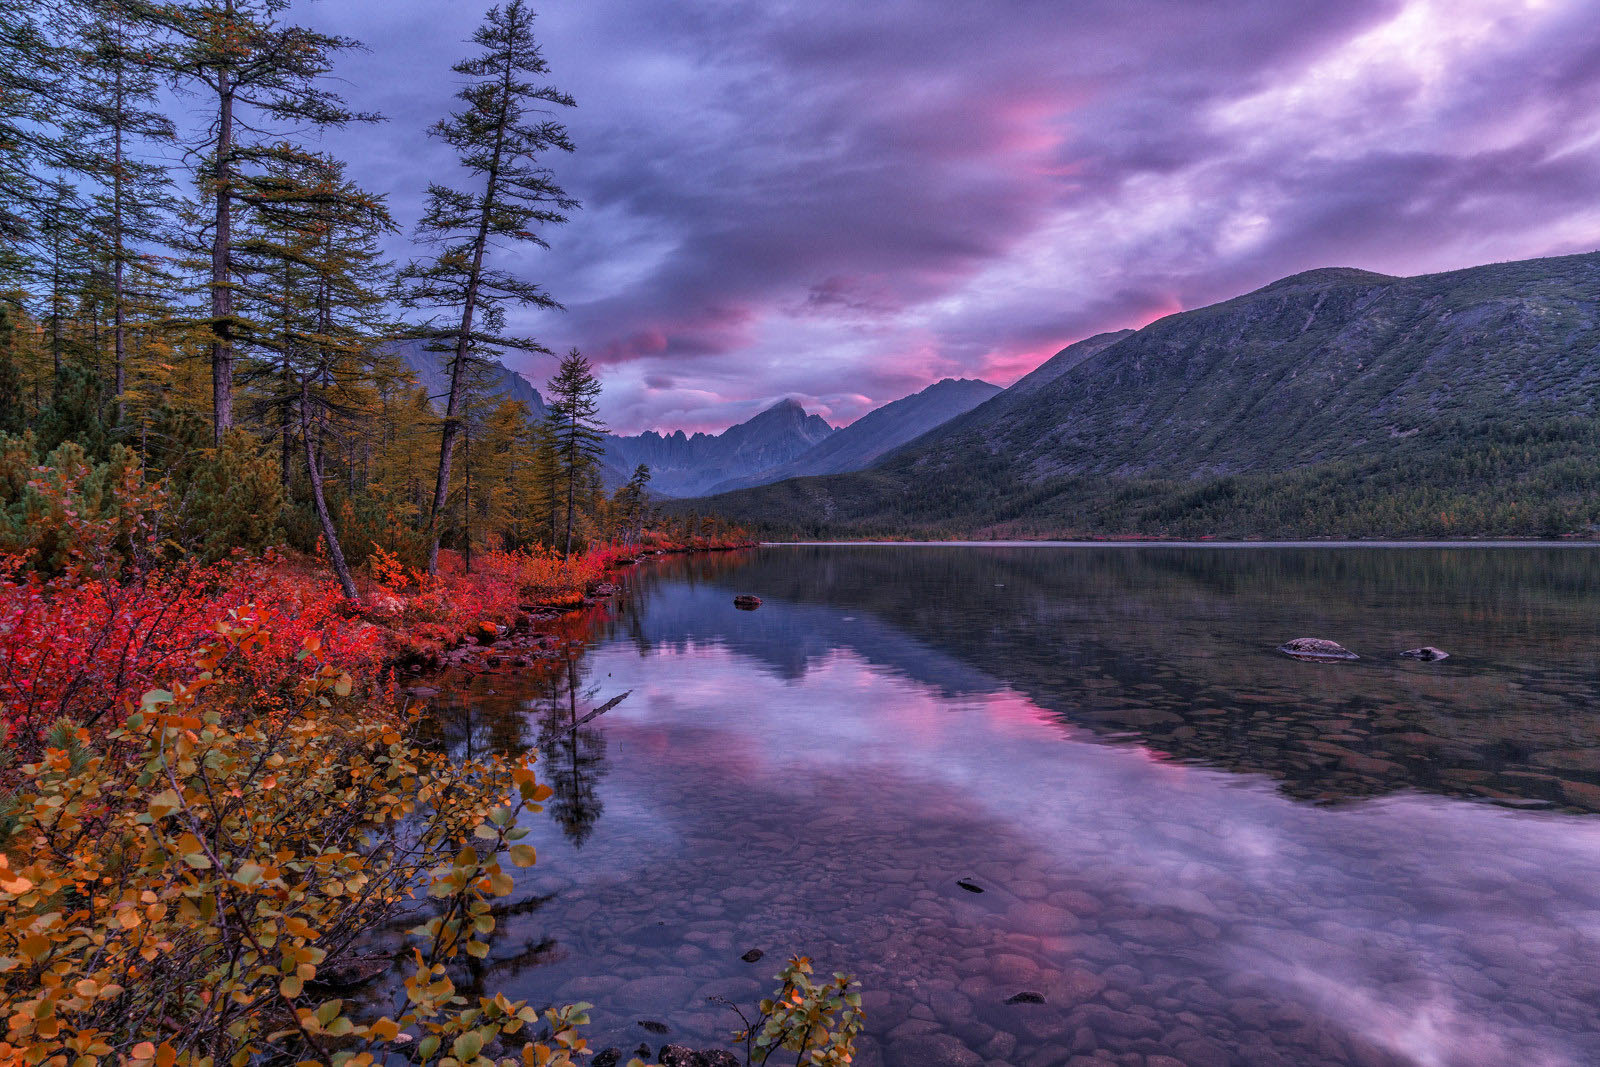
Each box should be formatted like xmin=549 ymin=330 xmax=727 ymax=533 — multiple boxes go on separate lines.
xmin=760 ymin=539 xmax=1600 ymax=548
xmin=385 ymin=542 xmax=754 ymax=680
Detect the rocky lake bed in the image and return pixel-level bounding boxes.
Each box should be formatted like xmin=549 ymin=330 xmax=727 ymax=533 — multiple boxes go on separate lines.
xmin=415 ymin=546 xmax=1600 ymax=1066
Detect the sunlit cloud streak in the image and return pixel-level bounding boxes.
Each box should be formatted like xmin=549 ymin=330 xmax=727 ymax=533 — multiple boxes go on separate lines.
xmin=301 ymin=0 xmax=1600 ymax=432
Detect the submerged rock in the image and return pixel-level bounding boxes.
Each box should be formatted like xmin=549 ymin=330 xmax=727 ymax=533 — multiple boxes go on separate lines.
xmin=638 ymin=1020 xmax=670 ymax=1035
xmin=1277 ymin=637 xmax=1359 ymax=661
xmin=1400 ymin=645 xmax=1450 ymax=661
xmin=657 ymin=1048 xmax=738 ymax=1067
xmin=309 ymin=954 xmax=389 ymax=989
xmin=733 ymin=594 xmax=762 ymax=610
xmin=740 ymin=948 xmax=764 ymax=963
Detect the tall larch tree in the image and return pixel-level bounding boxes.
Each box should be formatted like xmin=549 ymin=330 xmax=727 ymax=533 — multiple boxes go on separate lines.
xmin=63 ymin=0 xmax=176 ymax=417
xmin=0 ymin=0 xmax=67 ymax=281
xmin=235 ymin=152 xmax=394 ymax=601
xmin=544 ymin=349 xmax=604 ymax=557
xmin=399 ymin=0 xmax=576 ymax=574
xmin=165 ymin=0 xmax=376 ymax=444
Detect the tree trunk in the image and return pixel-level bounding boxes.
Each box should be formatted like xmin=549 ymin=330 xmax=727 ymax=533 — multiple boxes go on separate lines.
xmin=111 ymin=26 xmax=126 ymax=419
xmin=563 ymin=427 xmax=576 ymax=558
xmin=425 ymin=46 xmax=515 ymax=574
xmin=301 ymin=378 xmax=359 ymax=602
xmin=209 ymin=60 xmax=235 ymax=445
xmin=462 ymin=428 xmax=473 ymax=574
xmin=280 ymin=357 xmax=294 ymax=490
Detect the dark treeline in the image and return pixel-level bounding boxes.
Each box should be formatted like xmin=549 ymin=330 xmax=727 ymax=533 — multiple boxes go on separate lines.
xmin=0 ymin=0 xmax=714 ymax=593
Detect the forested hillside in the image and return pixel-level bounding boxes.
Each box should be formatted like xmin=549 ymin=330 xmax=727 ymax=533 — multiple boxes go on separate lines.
xmin=697 ymin=253 xmax=1600 ymax=539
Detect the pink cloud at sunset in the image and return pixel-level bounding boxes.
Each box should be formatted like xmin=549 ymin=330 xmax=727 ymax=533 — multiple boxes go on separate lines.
xmin=303 ymin=0 xmax=1600 ymax=433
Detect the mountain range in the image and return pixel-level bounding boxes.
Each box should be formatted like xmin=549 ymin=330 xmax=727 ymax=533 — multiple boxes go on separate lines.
xmin=704 ymin=378 xmax=1000 ymax=494
xmin=391 ymin=338 xmax=551 ymax=421
xmin=392 ymin=341 xmax=1001 ymax=498
xmin=693 ymin=251 xmax=1600 ymax=539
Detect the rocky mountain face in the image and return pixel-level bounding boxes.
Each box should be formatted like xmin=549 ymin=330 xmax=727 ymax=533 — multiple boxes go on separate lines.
xmin=607 ymin=399 xmax=836 ymax=497
xmin=390 ymin=339 xmax=550 ymax=420
xmin=705 ymin=377 xmax=1001 ymax=494
xmin=694 ymin=251 xmax=1600 ymax=538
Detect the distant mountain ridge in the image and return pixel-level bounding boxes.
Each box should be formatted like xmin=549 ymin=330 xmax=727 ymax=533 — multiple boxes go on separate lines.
xmin=693 ymin=251 xmax=1600 ymax=539
xmin=607 ymin=399 xmax=835 ymax=497
xmin=390 ymin=338 xmax=549 ymax=421
xmin=705 ymin=377 xmax=1000 ymax=494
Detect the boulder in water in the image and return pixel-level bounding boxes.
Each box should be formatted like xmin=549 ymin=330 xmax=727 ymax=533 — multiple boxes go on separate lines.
xmin=1277 ymin=637 xmax=1359 ymax=661
xmin=733 ymin=594 xmax=762 ymax=610
xmin=1400 ymin=646 xmax=1450 ymax=661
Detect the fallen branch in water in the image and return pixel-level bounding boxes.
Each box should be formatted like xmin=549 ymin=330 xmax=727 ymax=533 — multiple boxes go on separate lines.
xmin=573 ymin=690 xmax=631 ymax=728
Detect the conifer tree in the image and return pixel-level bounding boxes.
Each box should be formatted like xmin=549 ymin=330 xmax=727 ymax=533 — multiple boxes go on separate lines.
xmin=544 ymin=349 xmax=604 ymax=557
xmin=611 ymin=463 xmax=651 ymax=545
xmin=0 ymin=0 xmax=68 ymax=278
xmin=62 ymin=0 xmax=177 ymax=416
xmin=165 ymin=0 xmax=377 ymax=444
xmin=236 ymin=152 xmax=394 ymax=600
xmin=399 ymin=0 xmax=576 ymax=573
xmin=34 ymin=178 xmax=91 ymax=378
xmin=528 ymin=415 xmax=561 ymax=548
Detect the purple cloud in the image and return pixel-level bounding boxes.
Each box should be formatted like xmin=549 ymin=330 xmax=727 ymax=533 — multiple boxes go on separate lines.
xmin=298 ymin=0 xmax=1600 ymax=433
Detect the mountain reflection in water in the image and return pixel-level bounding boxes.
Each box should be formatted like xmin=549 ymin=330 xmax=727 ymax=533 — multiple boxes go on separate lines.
xmin=424 ymin=546 xmax=1600 ymax=1067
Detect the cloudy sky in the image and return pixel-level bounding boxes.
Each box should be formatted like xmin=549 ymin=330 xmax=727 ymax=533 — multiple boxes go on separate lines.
xmin=292 ymin=0 xmax=1600 ymax=434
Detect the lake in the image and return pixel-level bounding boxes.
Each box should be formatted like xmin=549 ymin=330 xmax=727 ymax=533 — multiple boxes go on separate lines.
xmin=422 ymin=545 xmax=1600 ymax=1067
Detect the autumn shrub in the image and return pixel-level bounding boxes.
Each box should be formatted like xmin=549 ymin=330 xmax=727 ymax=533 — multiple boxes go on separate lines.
xmin=718 ymin=958 xmax=865 ymax=1067
xmin=0 ymin=552 xmax=379 ymax=748
xmin=0 ymin=612 xmax=866 ymax=1067
xmin=0 ymin=621 xmax=604 ymax=1067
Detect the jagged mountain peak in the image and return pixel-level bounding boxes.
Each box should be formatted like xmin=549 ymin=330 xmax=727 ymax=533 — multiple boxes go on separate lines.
xmin=696 ymin=250 xmax=1600 ymax=537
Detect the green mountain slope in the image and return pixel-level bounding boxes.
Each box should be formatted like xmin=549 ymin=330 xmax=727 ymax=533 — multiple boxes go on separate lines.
xmin=696 ymin=252 xmax=1600 ymax=539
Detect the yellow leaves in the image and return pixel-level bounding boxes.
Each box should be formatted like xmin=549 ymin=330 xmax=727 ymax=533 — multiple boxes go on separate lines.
xmin=282 ymin=916 xmax=317 ymax=940
xmin=0 ymin=856 xmax=33 ymax=895
xmin=452 ymin=1031 xmax=484 ymax=1062
xmin=146 ymin=789 xmax=182 ymax=820
xmin=0 ymin=618 xmax=626 ymax=1067
xmin=126 ymin=1040 xmax=177 ymax=1067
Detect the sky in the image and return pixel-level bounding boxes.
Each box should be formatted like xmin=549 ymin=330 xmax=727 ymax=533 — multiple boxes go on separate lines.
xmin=289 ymin=0 xmax=1600 ymax=434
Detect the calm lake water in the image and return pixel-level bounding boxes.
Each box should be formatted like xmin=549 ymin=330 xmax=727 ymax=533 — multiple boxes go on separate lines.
xmin=422 ymin=545 xmax=1600 ymax=1067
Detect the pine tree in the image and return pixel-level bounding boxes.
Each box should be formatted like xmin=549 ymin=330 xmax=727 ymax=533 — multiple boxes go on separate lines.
xmin=62 ymin=0 xmax=177 ymax=417
xmin=528 ymin=415 xmax=561 ymax=548
xmin=0 ymin=0 xmax=69 ymax=278
xmin=33 ymin=178 xmax=92 ymax=378
xmin=235 ymin=152 xmax=394 ymax=600
xmin=610 ymin=463 xmax=651 ymax=545
xmin=165 ymin=0 xmax=377 ymax=444
xmin=399 ymin=0 xmax=576 ymax=573
xmin=544 ymin=349 xmax=604 ymax=557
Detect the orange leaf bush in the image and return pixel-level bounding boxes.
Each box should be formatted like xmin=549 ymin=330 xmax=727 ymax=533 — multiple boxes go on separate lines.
xmin=0 ymin=621 xmax=620 ymax=1067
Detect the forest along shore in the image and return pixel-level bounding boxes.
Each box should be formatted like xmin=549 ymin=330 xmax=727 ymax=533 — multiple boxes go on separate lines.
xmin=388 ymin=539 xmax=756 ymax=684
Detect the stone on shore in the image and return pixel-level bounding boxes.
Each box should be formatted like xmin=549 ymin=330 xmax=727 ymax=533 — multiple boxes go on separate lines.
xmin=1277 ymin=637 xmax=1358 ymax=660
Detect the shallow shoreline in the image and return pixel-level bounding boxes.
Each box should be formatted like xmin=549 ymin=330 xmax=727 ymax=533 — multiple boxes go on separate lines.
xmin=763 ymin=538 xmax=1600 ymax=548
